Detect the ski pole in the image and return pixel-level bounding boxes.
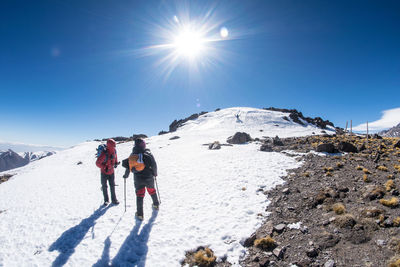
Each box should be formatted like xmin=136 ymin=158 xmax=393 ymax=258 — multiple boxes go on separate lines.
xmin=124 ymin=178 xmax=127 ymax=212
xmin=154 ymin=176 xmax=161 ymax=204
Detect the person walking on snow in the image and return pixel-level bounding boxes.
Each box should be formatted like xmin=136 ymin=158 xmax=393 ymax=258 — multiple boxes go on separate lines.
xmin=96 ymin=139 xmax=120 ymax=206
xmin=122 ymin=138 xmax=159 ymax=220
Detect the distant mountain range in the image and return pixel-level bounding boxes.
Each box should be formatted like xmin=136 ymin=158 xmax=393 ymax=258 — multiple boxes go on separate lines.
xmin=0 ymin=149 xmax=55 ymax=172
xmin=0 ymin=141 xmax=64 ymax=153
xmin=379 ymin=123 xmax=400 ymax=137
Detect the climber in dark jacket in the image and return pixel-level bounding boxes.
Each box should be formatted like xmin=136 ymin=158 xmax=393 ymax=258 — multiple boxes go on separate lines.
xmin=122 ymin=138 xmax=159 ymax=220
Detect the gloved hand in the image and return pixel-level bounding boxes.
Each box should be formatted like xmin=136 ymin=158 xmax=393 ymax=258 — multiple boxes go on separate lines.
xmin=123 ymin=173 xmax=129 ymax=179
xmin=114 ymin=164 xmax=118 ymax=169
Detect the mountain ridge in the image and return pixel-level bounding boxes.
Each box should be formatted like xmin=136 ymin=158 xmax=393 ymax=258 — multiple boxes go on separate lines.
xmin=379 ymin=122 xmax=400 ymax=137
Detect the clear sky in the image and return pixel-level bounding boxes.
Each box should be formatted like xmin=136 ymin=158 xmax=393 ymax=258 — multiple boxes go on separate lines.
xmin=1 ymin=0 xmax=399 ymax=147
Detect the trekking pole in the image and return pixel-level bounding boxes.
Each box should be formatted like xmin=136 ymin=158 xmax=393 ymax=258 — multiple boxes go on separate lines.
xmin=124 ymin=178 xmax=127 ymax=212
xmin=154 ymin=176 xmax=161 ymax=204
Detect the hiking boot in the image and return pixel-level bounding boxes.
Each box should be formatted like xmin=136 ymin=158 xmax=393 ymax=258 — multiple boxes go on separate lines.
xmin=152 ymin=204 xmax=159 ymax=210
xmin=103 ymin=201 xmax=109 ymax=206
xmin=135 ymin=212 xmax=144 ymax=221
xmin=112 ymin=200 xmax=120 ymax=205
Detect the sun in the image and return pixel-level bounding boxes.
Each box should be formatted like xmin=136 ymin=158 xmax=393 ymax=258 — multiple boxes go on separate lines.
xmin=138 ymin=10 xmax=233 ymax=79
xmin=172 ymin=27 xmax=205 ymax=59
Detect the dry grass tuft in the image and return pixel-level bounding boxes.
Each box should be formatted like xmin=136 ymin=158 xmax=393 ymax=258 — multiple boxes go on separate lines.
xmin=254 ymin=236 xmax=277 ymax=251
xmin=386 ymin=180 xmax=396 ymax=191
xmin=393 ymin=217 xmax=400 ymax=227
xmin=388 ymin=174 xmax=395 ymax=179
xmin=389 ymin=258 xmax=400 ymax=267
xmin=326 ymin=171 xmax=333 ymax=177
xmin=379 ymin=214 xmax=385 ymax=223
xmin=332 ymin=203 xmax=346 ymax=214
xmin=380 ymin=197 xmax=399 ymax=208
xmin=377 ymin=165 xmax=389 ymax=172
xmin=356 ymin=165 xmax=363 ymax=170
xmin=361 ymin=207 xmax=384 ymax=218
xmin=334 ymin=214 xmax=356 ymax=228
xmin=395 ymin=165 xmax=400 ymax=172
xmin=363 ymin=168 xmax=372 ymax=174
xmin=302 ymin=172 xmax=310 ymax=177
xmin=193 ymin=248 xmax=216 ymax=266
xmin=336 ymin=162 xmax=344 ymax=168
xmin=323 ymin=167 xmax=334 ymax=172
xmin=363 ymin=174 xmax=371 ymax=183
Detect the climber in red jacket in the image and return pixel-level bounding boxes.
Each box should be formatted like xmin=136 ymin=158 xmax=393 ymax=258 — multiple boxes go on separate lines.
xmin=96 ymin=139 xmax=119 ymax=206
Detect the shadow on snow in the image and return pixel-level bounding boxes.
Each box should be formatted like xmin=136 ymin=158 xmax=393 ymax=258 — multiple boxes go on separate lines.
xmin=48 ymin=205 xmax=110 ymax=267
xmin=94 ymin=209 xmax=158 ymax=267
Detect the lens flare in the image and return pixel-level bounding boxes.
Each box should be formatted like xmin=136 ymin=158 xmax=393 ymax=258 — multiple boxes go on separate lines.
xmin=220 ymin=27 xmax=229 ymax=38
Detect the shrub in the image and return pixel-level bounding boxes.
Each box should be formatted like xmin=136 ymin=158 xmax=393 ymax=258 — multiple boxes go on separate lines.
xmin=336 ymin=162 xmax=344 ymax=168
xmin=386 ymin=180 xmax=395 ymax=191
xmin=377 ymin=165 xmax=389 ymax=172
xmin=254 ymin=236 xmax=277 ymax=251
xmin=332 ymin=203 xmax=346 ymax=214
xmin=326 ymin=171 xmax=333 ymax=177
xmin=193 ymin=248 xmax=216 ymax=266
xmin=388 ymin=174 xmax=395 ymax=179
xmin=380 ymin=197 xmax=399 ymax=208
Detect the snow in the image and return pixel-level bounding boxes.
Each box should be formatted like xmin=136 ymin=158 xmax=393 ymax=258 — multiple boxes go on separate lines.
xmin=287 ymin=222 xmax=302 ymax=230
xmin=0 ymin=107 xmax=329 ymax=266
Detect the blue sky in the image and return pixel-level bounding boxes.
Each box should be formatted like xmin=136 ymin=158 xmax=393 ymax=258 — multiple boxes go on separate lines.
xmin=1 ymin=0 xmax=399 ymax=147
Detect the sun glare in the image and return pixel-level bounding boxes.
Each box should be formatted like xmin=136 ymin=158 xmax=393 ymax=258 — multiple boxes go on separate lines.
xmin=173 ymin=28 xmax=205 ymax=58
xmin=138 ymin=7 xmax=235 ymax=79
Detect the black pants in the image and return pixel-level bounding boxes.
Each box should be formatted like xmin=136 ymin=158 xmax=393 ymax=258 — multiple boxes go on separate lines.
xmin=134 ymin=177 xmax=159 ymax=216
xmin=101 ymin=173 xmax=117 ymax=202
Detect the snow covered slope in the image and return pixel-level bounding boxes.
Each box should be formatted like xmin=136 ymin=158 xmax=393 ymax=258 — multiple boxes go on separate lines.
xmin=0 ymin=107 xmax=331 ymax=267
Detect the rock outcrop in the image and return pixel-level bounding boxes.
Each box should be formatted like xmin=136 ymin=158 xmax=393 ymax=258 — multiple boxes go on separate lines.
xmin=264 ymin=107 xmax=336 ymax=129
xmin=227 ymin=132 xmax=252 ymax=144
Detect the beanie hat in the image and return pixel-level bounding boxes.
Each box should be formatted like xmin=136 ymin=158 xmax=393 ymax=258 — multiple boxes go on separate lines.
xmin=134 ymin=138 xmax=146 ymax=149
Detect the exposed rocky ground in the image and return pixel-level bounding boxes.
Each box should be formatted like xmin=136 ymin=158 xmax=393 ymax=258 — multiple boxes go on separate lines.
xmin=240 ymin=134 xmax=400 ymax=267
xmin=0 ymin=174 xmax=13 ymax=185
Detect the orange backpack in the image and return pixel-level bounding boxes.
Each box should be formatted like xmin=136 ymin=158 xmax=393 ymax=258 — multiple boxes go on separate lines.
xmin=128 ymin=154 xmax=145 ymax=172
